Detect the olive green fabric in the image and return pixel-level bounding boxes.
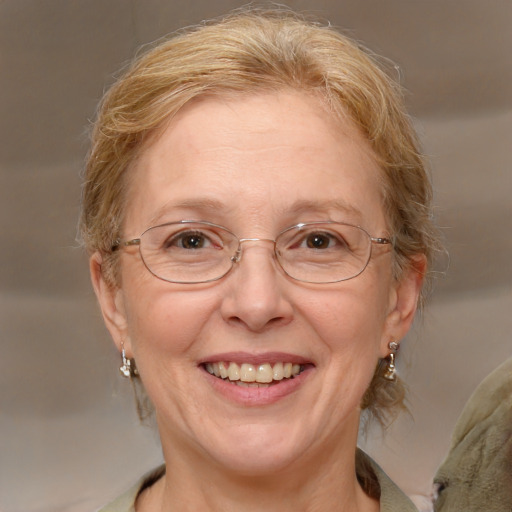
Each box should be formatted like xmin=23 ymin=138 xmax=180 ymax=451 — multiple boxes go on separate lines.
xmin=98 ymin=449 xmax=418 ymax=511
xmin=434 ymin=358 xmax=512 ymax=511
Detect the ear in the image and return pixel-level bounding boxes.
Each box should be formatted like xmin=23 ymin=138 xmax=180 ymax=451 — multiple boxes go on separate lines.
xmin=90 ymin=252 xmax=133 ymax=358
xmin=380 ymin=254 xmax=426 ymax=357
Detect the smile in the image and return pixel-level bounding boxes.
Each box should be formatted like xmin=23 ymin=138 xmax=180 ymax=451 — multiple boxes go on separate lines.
xmin=204 ymin=361 xmax=305 ymax=387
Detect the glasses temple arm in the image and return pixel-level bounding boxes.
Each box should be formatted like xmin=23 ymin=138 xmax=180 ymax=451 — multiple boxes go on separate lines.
xmin=111 ymin=238 xmax=141 ymax=251
xmin=370 ymin=236 xmax=393 ymax=245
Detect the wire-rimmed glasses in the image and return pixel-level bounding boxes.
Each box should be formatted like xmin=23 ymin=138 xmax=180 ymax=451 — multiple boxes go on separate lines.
xmin=113 ymin=220 xmax=392 ymax=284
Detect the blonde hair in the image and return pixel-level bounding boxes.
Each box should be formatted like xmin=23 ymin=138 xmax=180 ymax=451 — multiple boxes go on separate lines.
xmin=81 ymin=7 xmax=439 ymax=425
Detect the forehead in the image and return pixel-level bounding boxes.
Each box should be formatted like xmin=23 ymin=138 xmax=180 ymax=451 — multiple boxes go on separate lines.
xmin=124 ymin=90 xmax=386 ymax=233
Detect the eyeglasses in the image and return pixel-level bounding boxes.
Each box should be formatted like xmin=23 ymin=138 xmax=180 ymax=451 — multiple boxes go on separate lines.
xmin=113 ymin=220 xmax=392 ymax=284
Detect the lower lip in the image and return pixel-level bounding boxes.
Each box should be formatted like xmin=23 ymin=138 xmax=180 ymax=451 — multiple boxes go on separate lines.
xmin=201 ymin=367 xmax=313 ymax=406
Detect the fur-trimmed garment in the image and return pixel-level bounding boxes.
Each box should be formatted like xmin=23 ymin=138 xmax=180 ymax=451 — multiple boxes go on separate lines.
xmin=434 ymin=358 xmax=512 ymax=511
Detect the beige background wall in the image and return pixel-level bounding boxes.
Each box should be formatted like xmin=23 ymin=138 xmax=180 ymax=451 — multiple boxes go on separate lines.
xmin=1 ymin=1 xmax=511 ymax=511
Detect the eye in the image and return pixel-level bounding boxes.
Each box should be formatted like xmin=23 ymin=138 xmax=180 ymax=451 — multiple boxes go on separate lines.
xmin=298 ymin=231 xmax=349 ymax=251
xmin=165 ymin=230 xmax=218 ymax=250
xmin=304 ymin=232 xmax=336 ymax=249
xmin=179 ymin=232 xmax=207 ymax=249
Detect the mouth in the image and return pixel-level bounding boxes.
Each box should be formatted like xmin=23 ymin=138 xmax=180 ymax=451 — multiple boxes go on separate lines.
xmin=203 ymin=361 xmax=308 ymax=388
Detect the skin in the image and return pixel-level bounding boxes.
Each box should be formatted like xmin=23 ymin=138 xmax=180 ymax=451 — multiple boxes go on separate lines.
xmin=91 ymin=90 xmax=424 ymax=511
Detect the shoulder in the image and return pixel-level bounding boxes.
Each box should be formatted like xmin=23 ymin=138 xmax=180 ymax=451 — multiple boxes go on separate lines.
xmin=357 ymin=449 xmax=419 ymax=512
xmin=97 ymin=466 xmax=165 ymax=512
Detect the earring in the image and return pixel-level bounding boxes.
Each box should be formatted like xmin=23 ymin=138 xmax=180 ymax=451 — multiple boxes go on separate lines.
xmin=383 ymin=341 xmax=399 ymax=381
xmin=119 ymin=342 xmax=138 ymax=378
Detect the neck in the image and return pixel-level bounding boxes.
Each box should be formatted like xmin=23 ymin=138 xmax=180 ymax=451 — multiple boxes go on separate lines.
xmin=137 ymin=421 xmax=378 ymax=512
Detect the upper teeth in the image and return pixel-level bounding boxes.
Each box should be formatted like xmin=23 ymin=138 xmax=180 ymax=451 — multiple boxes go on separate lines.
xmin=205 ymin=362 xmax=302 ymax=383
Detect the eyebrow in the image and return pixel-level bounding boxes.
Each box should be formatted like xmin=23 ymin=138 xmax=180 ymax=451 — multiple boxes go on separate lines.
xmin=285 ymin=198 xmax=364 ymax=221
xmin=148 ymin=198 xmax=230 ymax=226
xmin=147 ymin=197 xmax=363 ymax=226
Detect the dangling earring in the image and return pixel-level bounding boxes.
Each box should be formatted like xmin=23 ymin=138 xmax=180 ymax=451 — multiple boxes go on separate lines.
xmin=383 ymin=341 xmax=399 ymax=381
xmin=119 ymin=342 xmax=138 ymax=378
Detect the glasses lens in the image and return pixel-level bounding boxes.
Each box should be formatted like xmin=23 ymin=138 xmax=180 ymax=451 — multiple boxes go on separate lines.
xmin=139 ymin=222 xmax=238 ymax=283
xmin=276 ymin=222 xmax=371 ymax=283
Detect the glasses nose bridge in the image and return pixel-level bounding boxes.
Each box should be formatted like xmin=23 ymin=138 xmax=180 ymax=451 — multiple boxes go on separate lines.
xmin=231 ymin=237 xmax=277 ymax=263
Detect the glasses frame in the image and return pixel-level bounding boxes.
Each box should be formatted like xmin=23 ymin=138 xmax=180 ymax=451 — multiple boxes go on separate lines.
xmin=112 ymin=220 xmax=393 ymax=285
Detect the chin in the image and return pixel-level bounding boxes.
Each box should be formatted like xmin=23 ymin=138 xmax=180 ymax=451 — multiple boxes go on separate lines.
xmin=200 ymin=422 xmax=311 ymax=475
xmin=211 ymin=447 xmax=303 ymax=476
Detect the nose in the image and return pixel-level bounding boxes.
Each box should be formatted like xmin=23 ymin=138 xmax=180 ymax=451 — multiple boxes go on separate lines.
xmin=220 ymin=240 xmax=294 ymax=332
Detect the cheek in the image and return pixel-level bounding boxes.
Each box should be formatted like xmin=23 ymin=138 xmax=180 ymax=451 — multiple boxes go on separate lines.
xmin=300 ymin=278 xmax=390 ymax=348
xmin=120 ymin=265 xmax=221 ymax=362
xmin=139 ymin=298 xmax=212 ymax=350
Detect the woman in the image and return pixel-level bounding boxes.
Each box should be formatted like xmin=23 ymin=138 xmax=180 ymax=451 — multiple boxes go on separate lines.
xmin=81 ymin=8 xmax=438 ymax=512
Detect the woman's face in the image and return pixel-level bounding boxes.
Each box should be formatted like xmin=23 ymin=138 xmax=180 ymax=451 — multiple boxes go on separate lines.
xmin=92 ymin=90 xmax=422 ymax=474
